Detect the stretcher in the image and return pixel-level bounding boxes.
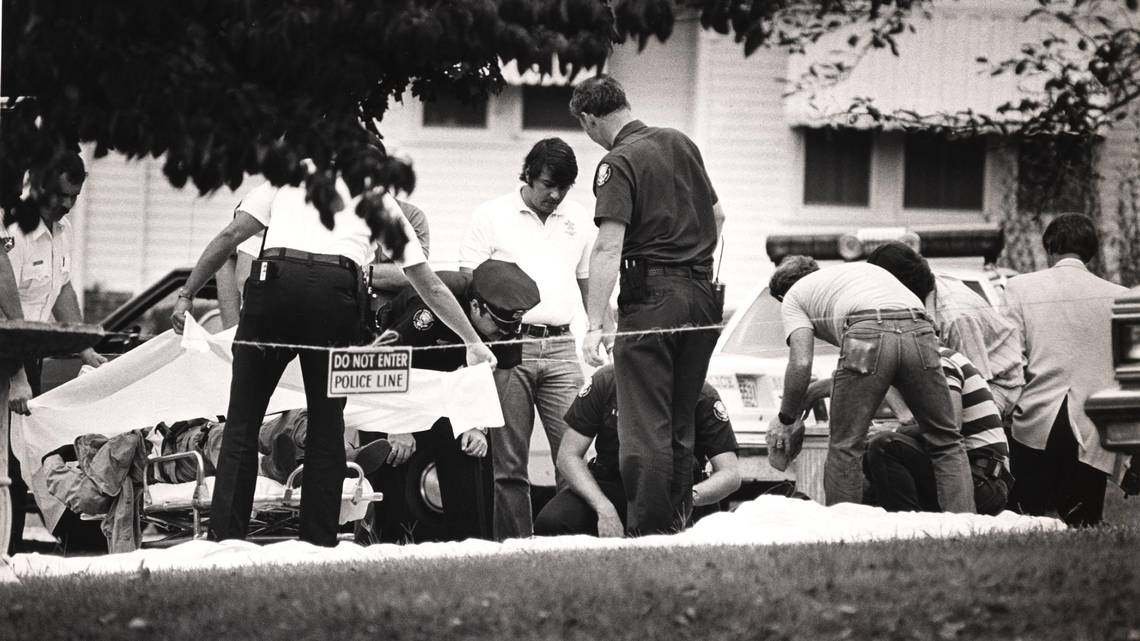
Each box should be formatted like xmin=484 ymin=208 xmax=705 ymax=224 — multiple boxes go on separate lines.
xmin=102 ymin=451 xmax=383 ymax=547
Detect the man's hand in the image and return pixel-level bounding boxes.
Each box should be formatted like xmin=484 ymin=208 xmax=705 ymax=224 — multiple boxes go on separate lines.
xmin=386 ymin=433 xmax=416 ymax=466
xmin=596 ymin=504 xmax=624 ymax=538
xmin=80 ymin=348 xmax=108 ymax=368
xmin=767 ymin=415 xmax=805 ymax=472
xmin=458 ymin=429 xmax=489 ymax=458
xmin=9 ymin=368 xmax=32 ymax=415
xmin=171 ymin=297 xmax=193 ymax=334
xmin=582 ymin=328 xmax=606 ymax=367
xmin=466 ymin=342 xmax=497 ymax=368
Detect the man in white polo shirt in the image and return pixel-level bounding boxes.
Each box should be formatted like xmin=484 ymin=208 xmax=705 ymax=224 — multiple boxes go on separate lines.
xmin=459 ymin=138 xmax=593 ymax=540
xmin=172 ymin=143 xmax=495 ymax=546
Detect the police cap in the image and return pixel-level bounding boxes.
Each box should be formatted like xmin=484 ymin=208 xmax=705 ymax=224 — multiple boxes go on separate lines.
xmin=469 ymin=260 xmax=541 ymax=324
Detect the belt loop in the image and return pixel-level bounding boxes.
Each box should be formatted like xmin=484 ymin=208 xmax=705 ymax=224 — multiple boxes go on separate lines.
xmin=909 ymin=308 xmax=917 ymax=321
xmin=875 ymin=309 xmax=882 ymax=324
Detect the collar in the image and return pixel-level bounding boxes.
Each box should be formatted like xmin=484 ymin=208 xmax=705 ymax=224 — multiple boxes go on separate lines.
xmin=27 ymin=217 xmax=61 ymax=241
xmin=514 ymin=186 xmax=563 ymax=219
xmin=1054 ymin=257 xmax=1088 ymax=270
xmin=612 ymin=120 xmax=647 ymax=147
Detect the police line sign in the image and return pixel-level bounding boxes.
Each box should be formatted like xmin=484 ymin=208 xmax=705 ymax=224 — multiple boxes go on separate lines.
xmin=327 ymin=347 xmax=412 ymax=397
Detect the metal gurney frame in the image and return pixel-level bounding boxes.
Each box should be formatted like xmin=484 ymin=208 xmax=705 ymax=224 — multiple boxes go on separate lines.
xmin=137 ymin=451 xmax=383 ymax=546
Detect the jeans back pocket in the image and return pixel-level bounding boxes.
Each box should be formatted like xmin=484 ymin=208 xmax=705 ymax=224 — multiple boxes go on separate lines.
xmin=839 ymin=331 xmax=882 ymax=375
xmin=912 ymin=329 xmax=942 ymax=370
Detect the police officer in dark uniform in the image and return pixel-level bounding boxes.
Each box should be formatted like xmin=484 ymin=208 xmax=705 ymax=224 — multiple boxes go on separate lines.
xmin=360 ymin=259 xmax=540 ymax=542
xmin=534 ymin=364 xmax=740 ymax=537
xmin=172 ymin=156 xmax=496 ymax=547
xmin=570 ymin=75 xmax=726 ymax=535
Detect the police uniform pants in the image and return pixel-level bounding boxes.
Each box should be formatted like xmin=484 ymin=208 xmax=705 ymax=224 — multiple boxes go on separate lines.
xmin=6 ymin=357 xmax=41 ymax=554
xmin=210 ymin=256 xmax=361 ymax=547
xmin=533 ymin=471 xmax=626 ymax=536
xmin=613 ymin=275 xmax=720 ymax=535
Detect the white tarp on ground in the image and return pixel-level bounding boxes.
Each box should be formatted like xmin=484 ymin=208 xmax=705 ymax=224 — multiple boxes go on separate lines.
xmin=10 ymin=316 xmax=503 ymax=531
xmin=3 ymin=496 xmax=1065 ymax=582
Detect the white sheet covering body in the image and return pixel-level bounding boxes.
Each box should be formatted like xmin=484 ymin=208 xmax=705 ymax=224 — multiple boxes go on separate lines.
xmin=12 ymin=317 xmax=503 ymax=531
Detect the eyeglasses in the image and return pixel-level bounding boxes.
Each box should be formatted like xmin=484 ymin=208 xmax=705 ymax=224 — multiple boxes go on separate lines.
xmin=479 ymin=301 xmax=523 ymax=335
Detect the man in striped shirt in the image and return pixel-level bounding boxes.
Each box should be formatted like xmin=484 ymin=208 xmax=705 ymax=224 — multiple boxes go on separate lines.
xmin=863 ymin=347 xmax=1011 ymax=515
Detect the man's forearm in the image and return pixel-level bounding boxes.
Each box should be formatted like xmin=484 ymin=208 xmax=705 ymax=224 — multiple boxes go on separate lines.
xmin=185 ymin=235 xmax=244 ymax=298
xmin=779 ymin=362 xmax=813 ymax=419
xmin=560 ymin=451 xmax=617 ymax=515
xmin=586 ymin=246 xmax=620 ymax=330
xmin=369 ymin=262 xmax=410 ymax=290
xmin=693 ymin=469 xmax=739 ymax=506
xmin=0 ymin=254 xmax=24 ymax=320
xmin=403 ymin=263 xmax=483 ymax=345
xmin=51 ymin=282 xmax=84 ymax=324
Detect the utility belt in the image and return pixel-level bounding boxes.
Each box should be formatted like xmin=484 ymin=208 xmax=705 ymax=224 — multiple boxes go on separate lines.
xmin=619 ymin=258 xmax=722 ymax=308
xmin=255 ymin=247 xmax=370 ymax=341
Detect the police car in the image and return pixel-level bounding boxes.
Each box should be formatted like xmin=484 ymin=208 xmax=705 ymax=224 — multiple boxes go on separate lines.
xmin=709 ymin=224 xmax=1012 ymax=502
xmin=1085 ymin=287 xmax=1140 ymax=460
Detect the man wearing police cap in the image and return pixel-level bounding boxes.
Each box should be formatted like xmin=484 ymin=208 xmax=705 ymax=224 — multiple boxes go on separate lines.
xmin=360 ymin=259 xmax=541 ymax=541
xmin=571 ymin=75 xmax=726 ymax=535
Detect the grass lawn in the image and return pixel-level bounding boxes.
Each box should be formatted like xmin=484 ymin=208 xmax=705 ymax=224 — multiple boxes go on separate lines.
xmin=5 ymin=492 xmax=1139 ymax=641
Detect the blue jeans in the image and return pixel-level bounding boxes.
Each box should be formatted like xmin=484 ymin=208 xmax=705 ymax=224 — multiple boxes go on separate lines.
xmin=491 ymin=336 xmax=583 ymax=540
xmin=828 ymin=311 xmax=975 ymax=513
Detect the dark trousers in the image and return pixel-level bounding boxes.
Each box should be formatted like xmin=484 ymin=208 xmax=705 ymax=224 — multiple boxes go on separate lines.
xmin=613 ymin=275 xmax=720 ymax=535
xmin=210 ymin=257 xmax=361 ymax=546
xmin=363 ymin=419 xmax=493 ymax=542
xmin=1008 ymin=400 xmax=1107 ymax=527
xmin=863 ymin=431 xmax=1008 ymax=515
xmin=534 ymin=471 xmax=627 ymax=536
xmin=7 ymin=357 xmax=41 ymax=554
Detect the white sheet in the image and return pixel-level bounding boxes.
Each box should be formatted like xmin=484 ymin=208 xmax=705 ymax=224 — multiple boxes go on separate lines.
xmin=11 ymin=316 xmax=503 ymax=531
xmin=3 ymin=496 xmax=1065 ymax=582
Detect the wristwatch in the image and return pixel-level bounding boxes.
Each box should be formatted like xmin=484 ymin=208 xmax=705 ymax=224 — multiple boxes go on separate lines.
xmin=777 ymin=411 xmax=795 ymax=426
xmin=177 ymin=288 xmax=194 ymax=301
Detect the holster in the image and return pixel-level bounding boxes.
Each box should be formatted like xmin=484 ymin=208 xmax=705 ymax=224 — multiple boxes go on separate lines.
xmin=618 ymin=259 xmax=648 ymax=306
xmin=712 ymin=280 xmax=726 ymax=315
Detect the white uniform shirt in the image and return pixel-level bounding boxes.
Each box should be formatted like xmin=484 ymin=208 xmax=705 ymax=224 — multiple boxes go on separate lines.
xmin=3 ymin=217 xmax=72 ymax=322
xmin=781 ymin=262 xmax=923 ymax=346
xmin=459 ymin=188 xmax=592 ymax=326
xmin=236 ymin=181 xmax=425 ymax=269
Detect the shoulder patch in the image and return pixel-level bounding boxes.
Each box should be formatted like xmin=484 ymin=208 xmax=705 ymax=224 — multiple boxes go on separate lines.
xmin=595 ymin=163 xmax=612 ymax=188
xmin=1 ymin=236 xmax=13 ymax=253
xmin=412 ymin=308 xmax=435 ymax=331
xmin=713 ymin=399 xmax=730 ymax=423
xmin=578 ymin=381 xmax=592 ymax=398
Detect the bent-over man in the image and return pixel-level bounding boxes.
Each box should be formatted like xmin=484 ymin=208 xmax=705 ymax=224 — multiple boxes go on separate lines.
xmin=767 ymin=257 xmax=975 ymax=512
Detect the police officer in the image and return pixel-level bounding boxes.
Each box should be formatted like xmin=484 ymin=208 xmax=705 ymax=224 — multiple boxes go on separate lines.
xmin=171 ymin=150 xmax=496 ymax=547
xmin=570 ymin=75 xmax=726 ymax=535
xmin=1 ymin=150 xmax=107 ymax=554
xmin=360 ymin=259 xmax=540 ymax=542
xmin=534 ymin=364 xmax=740 ymax=537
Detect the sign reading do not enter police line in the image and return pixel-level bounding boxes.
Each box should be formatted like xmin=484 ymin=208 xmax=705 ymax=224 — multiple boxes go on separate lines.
xmin=327 ymin=347 xmax=412 ymax=397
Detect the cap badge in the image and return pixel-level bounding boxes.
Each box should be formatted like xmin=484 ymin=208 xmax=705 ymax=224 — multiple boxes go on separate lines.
xmin=595 ymin=163 xmax=612 ymax=188
xmin=1 ymin=237 xmax=14 ymax=253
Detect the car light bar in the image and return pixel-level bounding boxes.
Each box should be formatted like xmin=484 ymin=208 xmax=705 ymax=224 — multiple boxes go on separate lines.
xmin=767 ymin=223 xmax=1004 ymax=265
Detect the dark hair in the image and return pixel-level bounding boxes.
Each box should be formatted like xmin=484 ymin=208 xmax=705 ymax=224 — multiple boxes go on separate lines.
xmin=37 ymin=151 xmax=86 ymax=189
xmin=569 ymin=75 xmax=630 ymax=118
xmin=1042 ymin=213 xmax=1098 ymax=262
xmin=519 ymin=138 xmax=578 ymax=188
xmin=865 ymin=242 xmax=936 ymax=300
xmin=769 ymin=255 xmax=819 ymax=300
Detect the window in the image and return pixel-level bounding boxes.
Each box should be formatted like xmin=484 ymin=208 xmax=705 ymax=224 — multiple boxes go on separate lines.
xmin=903 ymin=133 xmax=985 ymax=210
xmin=522 ymin=86 xmax=578 ymax=130
xmin=422 ymin=93 xmax=488 ymax=128
xmin=802 ymin=128 xmax=872 ymax=206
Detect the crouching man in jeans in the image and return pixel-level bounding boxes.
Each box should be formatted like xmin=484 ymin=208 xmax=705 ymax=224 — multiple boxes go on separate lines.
xmin=766 ymin=256 xmax=975 ymax=512
xmin=534 ymin=364 xmax=740 ymax=537
xmin=853 ymin=347 xmax=1013 ymax=515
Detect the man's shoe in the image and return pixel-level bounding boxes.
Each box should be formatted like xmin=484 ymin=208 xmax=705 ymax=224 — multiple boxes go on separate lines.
xmin=348 ymin=439 xmax=392 ymax=478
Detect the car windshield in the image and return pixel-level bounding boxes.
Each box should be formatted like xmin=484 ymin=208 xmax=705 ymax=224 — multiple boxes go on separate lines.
xmin=721 ymin=287 xmax=839 ymax=358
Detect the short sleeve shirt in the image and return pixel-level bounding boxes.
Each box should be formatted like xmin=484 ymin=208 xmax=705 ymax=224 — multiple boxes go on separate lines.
xmin=2 ymin=218 xmax=72 ymax=322
xmin=929 ymin=274 xmax=1023 ymax=388
xmin=592 ymin=121 xmax=719 ymax=266
xmin=565 ymin=365 xmax=738 ymax=481
xmin=379 ymin=270 xmax=521 ymax=371
xmin=781 ymin=263 xmax=923 ymax=346
xmin=234 ymin=182 xmax=274 ymax=257
xmin=458 ymin=188 xmax=592 ymax=326
xmin=238 ymin=180 xmax=425 ymax=269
